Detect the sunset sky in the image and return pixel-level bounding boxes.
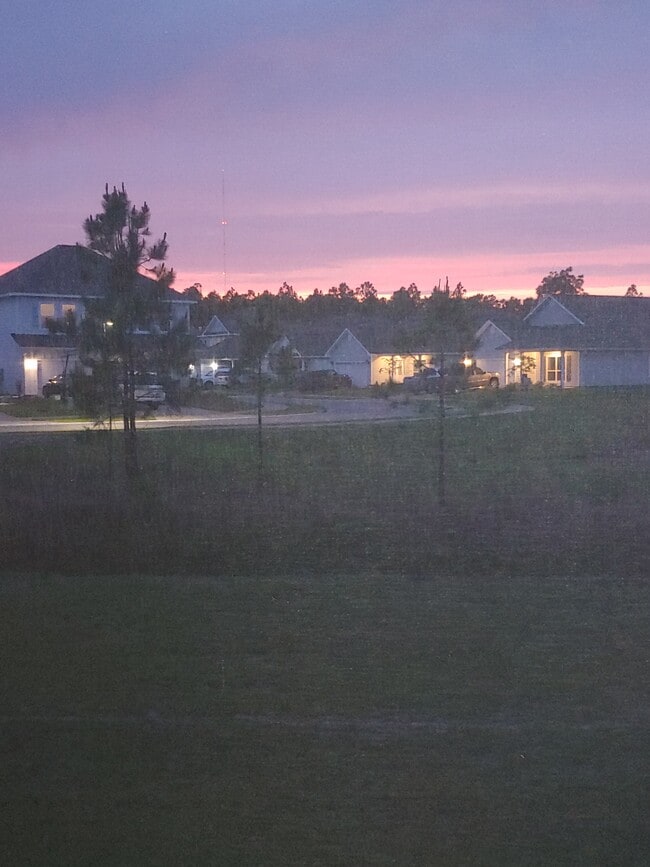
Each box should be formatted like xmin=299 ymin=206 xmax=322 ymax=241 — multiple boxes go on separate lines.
xmin=3 ymin=1 xmax=650 ymax=298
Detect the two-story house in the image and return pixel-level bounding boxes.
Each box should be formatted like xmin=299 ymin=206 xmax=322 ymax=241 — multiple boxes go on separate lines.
xmin=0 ymin=244 xmax=192 ymax=396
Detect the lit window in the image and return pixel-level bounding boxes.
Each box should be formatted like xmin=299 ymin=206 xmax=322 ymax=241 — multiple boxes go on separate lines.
xmin=39 ymin=303 xmax=55 ymax=327
xmin=546 ymin=354 xmax=561 ymax=383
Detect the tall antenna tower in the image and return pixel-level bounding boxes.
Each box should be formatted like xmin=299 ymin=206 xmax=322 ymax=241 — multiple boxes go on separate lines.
xmin=221 ymin=170 xmax=228 ymax=294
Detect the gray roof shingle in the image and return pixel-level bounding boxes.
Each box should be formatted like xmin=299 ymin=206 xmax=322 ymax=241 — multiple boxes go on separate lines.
xmin=0 ymin=244 xmax=186 ymax=303
xmin=509 ymin=295 xmax=650 ymax=350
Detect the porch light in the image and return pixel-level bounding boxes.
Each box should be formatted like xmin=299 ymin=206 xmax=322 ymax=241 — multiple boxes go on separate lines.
xmin=513 ymin=355 xmax=522 ymax=367
xmin=188 ymin=363 xmax=195 ymax=372
xmin=211 ymin=361 xmax=219 ymax=370
xmin=24 ymin=357 xmax=38 ymax=372
xmin=462 ymin=357 xmax=473 ymax=367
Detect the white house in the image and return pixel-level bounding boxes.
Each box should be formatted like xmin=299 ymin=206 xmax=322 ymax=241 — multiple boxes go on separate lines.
xmin=282 ymin=320 xmax=437 ymax=387
xmin=475 ymin=294 xmax=650 ymax=388
xmin=322 ymin=328 xmax=436 ymax=387
xmin=0 ymin=245 xmax=192 ymax=396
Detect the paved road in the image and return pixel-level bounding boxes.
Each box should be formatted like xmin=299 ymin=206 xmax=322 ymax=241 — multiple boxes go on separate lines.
xmin=0 ymin=394 xmax=530 ymax=435
xmin=0 ymin=395 xmax=424 ymax=434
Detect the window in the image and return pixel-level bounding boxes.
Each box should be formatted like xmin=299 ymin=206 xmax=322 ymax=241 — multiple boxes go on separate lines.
xmin=39 ymin=303 xmax=55 ymax=328
xmin=380 ymin=356 xmax=403 ymax=379
xmin=61 ymin=303 xmax=76 ymax=320
xmin=546 ymin=354 xmax=561 ymax=384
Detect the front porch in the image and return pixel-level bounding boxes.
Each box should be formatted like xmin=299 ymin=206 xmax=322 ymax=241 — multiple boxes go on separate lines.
xmin=371 ymin=353 xmax=435 ymax=385
xmin=12 ymin=334 xmax=79 ymax=397
xmin=505 ymin=350 xmax=580 ymax=387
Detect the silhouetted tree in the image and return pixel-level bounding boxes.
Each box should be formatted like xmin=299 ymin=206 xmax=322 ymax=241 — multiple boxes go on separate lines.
xmin=82 ymin=183 xmax=174 ymax=474
xmin=356 ymin=281 xmax=381 ymax=307
xmin=625 ymin=283 xmax=642 ymax=297
xmin=535 ymin=267 xmax=585 ymax=298
xmin=423 ymin=280 xmax=475 ymax=507
xmin=389 ymin=283 xmax=421 ymax=315
xmin=240 ymin=299 xmax=279 ymax=479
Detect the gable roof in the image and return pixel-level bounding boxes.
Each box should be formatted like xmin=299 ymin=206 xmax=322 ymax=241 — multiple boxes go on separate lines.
xmin=327 ymin=328 xmax=372 ymax=359
xmin=195 ymin=333 xmax=241 ymax=360
xmin=525 ymin=295 xmax=585 ymax=325
xmin=502 ymin=295 xmax=650 ymax=351
xmin=201 ymin=314 xmax=232 ymax=337
xmin=0 ymin=244 xmax=187 ymax=304
xmin=278 ymin=312 xmax=439 ymax=358
xmin=475 ymin=318 xmax=514 ymax=349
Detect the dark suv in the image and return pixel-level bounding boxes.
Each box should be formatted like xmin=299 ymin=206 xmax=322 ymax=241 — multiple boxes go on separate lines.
xmin=296 ymin=369 xmax=352 ymax=391
xmin=42 ymin=374 xmax=70 ymax=398
xmin=402 ymin=367 xmax=441 ymax=393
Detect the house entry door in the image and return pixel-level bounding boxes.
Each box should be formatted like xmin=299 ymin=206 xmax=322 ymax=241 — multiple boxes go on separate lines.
xmin=23 ymin=358 xmax=41 ymax=396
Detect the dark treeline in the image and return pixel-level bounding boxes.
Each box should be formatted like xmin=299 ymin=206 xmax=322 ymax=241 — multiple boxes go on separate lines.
xmin=181 ymin=279 xmax=537 ymax=329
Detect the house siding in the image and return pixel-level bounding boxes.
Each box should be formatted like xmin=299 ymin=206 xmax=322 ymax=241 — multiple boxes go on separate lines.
xmin=475 ymin=321 xmax=512 ymax=382
xmin=327 ymin=330 xmax=372 ymax=387
xmin=0 ymin=293 xmax=83 ymax=394
xmin=580 ymin=351 xmax=650 ymax=386
xmin=0 ymin=296 xmax=30 ymax=392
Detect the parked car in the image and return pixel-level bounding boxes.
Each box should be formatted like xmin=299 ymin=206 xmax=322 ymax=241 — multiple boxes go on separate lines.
xmin=442 ymin=362 xmax=499 ymax=392
xmin=42 ymin=373 xmax=70 ymax=398
xmin=403 ymin=363 xmax=499 ymax=394
xmin=402 ymin=367 xmax=441 ymax=393
xmin=201 ymin=366 xmax=233 ymax=388
xmin=295 ymin=369 xmax=352 ymax=391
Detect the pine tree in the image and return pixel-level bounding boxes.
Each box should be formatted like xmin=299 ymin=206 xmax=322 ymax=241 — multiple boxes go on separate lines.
xmin=82 ymin=184 xmax=175 ymax=474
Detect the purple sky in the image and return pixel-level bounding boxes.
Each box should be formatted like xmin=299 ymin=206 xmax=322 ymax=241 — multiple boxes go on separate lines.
xmin=3 ymin=0 xmax=650 ymax=298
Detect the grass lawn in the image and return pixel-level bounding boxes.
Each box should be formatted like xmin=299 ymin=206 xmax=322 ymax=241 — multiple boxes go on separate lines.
xmin=1 ymin=572 xmax=648 ymax=865
xmin=0 ymin=397 xmax=88 ymax=419
xmin=0 ymin=387 xmax=648 ymax=864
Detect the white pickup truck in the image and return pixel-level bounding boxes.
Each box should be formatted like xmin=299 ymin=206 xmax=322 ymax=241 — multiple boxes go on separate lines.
xmin=122 ymin=373 xmax=166 ymax=409
xmin=134 ymin=382 xmax=166 ymax=408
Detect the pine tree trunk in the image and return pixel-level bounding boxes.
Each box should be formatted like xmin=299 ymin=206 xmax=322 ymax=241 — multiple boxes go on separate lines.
xmin=257 ymin=358 xmax=264 ymax=480
xmin=437 ymin=350 xmax=446 ymax=508
xmin=123 ymin=353 xmax=139 ymax=476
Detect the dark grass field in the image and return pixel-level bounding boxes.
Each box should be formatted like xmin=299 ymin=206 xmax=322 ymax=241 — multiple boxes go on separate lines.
xmin=0 ymin=387 xmax=649 ymax=864
xmin=2 ymin=572 xmax=648 ymax=865
xmin=0 ymin=387 xmax=647 ymax=578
